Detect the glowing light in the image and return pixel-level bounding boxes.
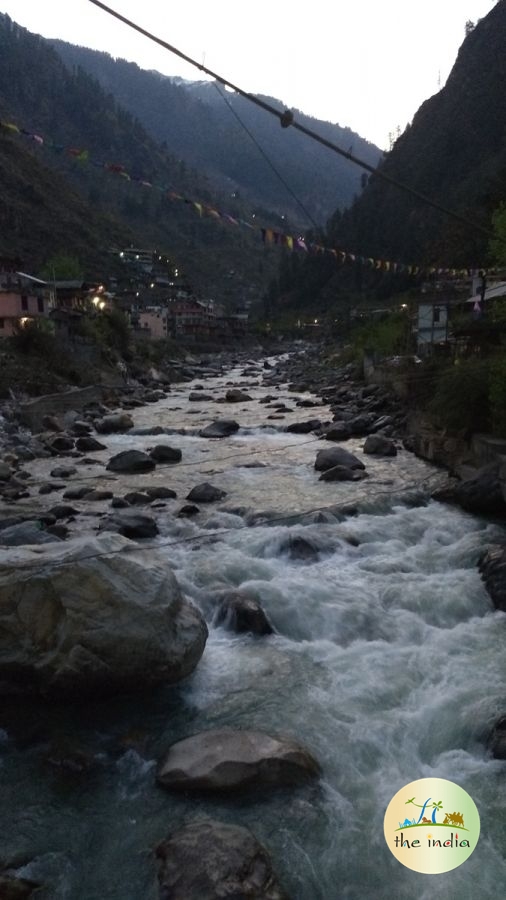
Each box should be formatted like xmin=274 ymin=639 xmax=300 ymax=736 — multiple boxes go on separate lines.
xmin=98 ymin=300 xmax=106 ymax=310
xmin=92 ymin=296 xmax=100 ymax=306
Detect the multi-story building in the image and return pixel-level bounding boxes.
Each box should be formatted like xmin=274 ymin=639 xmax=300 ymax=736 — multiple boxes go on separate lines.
xmin=0 ymin=257 xmax=54 ymax=337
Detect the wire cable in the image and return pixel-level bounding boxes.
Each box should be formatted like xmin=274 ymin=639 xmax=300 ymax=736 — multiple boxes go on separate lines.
xmin=87 ymin=0 xmax=498 ymax=243
xmin=212 ymin=83 xmax=319 ymax=231
xmin=0 ymin=473 xmax=443 ymax=574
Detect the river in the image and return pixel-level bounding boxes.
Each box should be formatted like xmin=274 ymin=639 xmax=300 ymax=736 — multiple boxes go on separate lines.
xmin=1 ymin=352 xmax=506 ymax=899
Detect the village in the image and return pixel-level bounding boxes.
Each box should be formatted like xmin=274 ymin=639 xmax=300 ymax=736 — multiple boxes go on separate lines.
xmin=0 ymin=247 xmax=251 ymax=347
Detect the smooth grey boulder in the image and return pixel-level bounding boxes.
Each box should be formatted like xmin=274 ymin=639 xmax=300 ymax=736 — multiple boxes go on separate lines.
xmin=280 ymin=535 xmax=320 ymax=562
xmin=149 ymin=445 xmax=182 ymax=463
xmin=0 ymin=521 xmax=61 ymax=546
xmin=186 ymin=483 xmax=227 ymax=503
xmin=157 ymin=727 xmax=320 ymax=793
xmin=95 ymin=413 xmax=134 ymax=434
xmin=98 ymin=511 xmax=159 ymax=539
xmin=0 ymin=534 xmax=207 ymax=697
xmin=106 ymin=450 xmax=156 ymax=474
xmin=348 ymin=413 xmax=376 ymax=436
xmin=323 ymin=422 xmax=351 ymax=441
xmin=144 ymin=486 xmax=177 ymax=500
xmin=155 ymin=820 xmax=289 ymax=900
xmin=199 ymin=419 xmax=239 ymax=438
xmin=214 ymin=590 xmax=274 ymax=635
xmin=50 ymin=466 xmax=77 ymax=479
xmin=314 ymin=448 xmax=365 ymax=472
xmin=363 ymin=435 xmax=397 ymax=456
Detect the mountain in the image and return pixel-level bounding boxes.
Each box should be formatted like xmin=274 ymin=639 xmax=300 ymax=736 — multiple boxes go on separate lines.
xmin=332 ymin=0 xmax=506 ymax=269
xmin=0 ymin=13 xmax=282 ymax=303
xmin=50 ymin=40 xmax=382 ymax=227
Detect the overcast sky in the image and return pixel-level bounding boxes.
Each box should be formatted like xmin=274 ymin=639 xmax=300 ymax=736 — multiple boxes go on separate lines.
xmin=0 ymin=0 xmax=498 ymax=149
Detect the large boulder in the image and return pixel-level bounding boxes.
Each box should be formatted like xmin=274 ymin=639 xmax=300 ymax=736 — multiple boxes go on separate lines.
xmin=0 ymin=521 xmax=61 ymax=546
xmin=149 ymin=445 xmax=182 ymax=463
xmin=186 ymin=483 xmax=227 ymax=503
xmin=285 ymin=420 xmax=321 ymax=434
xmin=432 ymin=464 xmax=506 ymax=516
xmin=157 ymin=727 xmax=320 ymax=793
xmin=155 ymin=820 xmax=289 ymax=900
xmin=314 ymin=448 xmax=365 ymax=472
xmin=199 ymin=420 xmax=239 ymax=438
xmin=363 ymin=435 xmax=397 ymax=456
xmin=0 ymin=534 xmax=207 ymax=697
xmin=214 ymin=590 xmax=274 ymax=635
xmin=106 ymin=450 xmax=156 ymax=474
xmin=319 ymin=465 xmax=368 ymax=482
xmin=98 ymin=511 xmax=159 ymax=539
xmin=322 ymin=422 xmax=351 ymax=441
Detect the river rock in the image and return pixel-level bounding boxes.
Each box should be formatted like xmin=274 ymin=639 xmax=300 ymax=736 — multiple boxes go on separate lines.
xmin=82 ymin=490 xmax=114 ymax=502
xmin=98 ymin=511 xmax=159 ymax=538
xmin=63 ymin=486 xmax=91 ymax=500
xmin=95 ymin=413 xmax=134 ymax=434
xmin=199 ymin=419 xmax=240 ymax=438
xmin=50 ymin=466 xmax=77 ymax=479
xmin=488 ymin=716 xmax=506 ymax=759
xmin=478 ymin=545 xmax=506 ymax=611
xmin=128 ymin=425 xmax=165 ymax=436
xmin=323 ymin=422 xmax=351 ymax=441
xmin=319 ymin=465 xmax=368 ymax=482
xmin=314 ymin=448 xmax=365 ymax=472
xmin=348 ymin=413 xmax=376 ymax=436
xmin=370 ymin=414 xmax=394 ymax=433
xmin=144 ymin=486 xmax=177 ymax=500
xmin=157 ymin=727 xmax=320 ymax=792
xmin=149 ymin=445 xmax=182 ymax=463
xmin=214 ymin=590 xmax=274 ymax=635
xmin=123 ymin=491 xmax=151 ymax=506
xmin=432 ymin=463 xmax=506 ymax=516
xmin=177 ymin=504 xmax=200 ymax=517
xmin=0 ymin=521 xmax=61 ymax=546
xmin=106 ymin=450 xmax=156 ymax=474
xmin=189 ymin=392 xmax=213 ymax=401
xmin=281 ymin=535 xmax=320 ymax=561
xmin=75 ymin=436 xmax=107 ymax=453
xmin=186 ymin=483 xmax=227 ymax=503
xmin=155 ymin=820 xmax=289 ymax=900
xmin=225 ymin=389 xmax=252 ymax=402
xmin=363 ymin=435 xmax=397 ymax=456
xmin=0 ymin=534 xmax=207 ymax=697
xmin=286 ymin=419 xmax=321 ymax=434
xmin=0 ymin=874 xmax=40 ymax=899
xmin=46 ymin=436 xmax=75 ymax=453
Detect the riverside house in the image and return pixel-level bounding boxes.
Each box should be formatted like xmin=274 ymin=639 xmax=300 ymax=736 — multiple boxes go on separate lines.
xmin=0 ymin=256 xmax=54 ymax=337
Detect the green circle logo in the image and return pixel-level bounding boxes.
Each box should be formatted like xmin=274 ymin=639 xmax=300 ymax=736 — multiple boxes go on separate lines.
xmin=384 ymin=777 xmax=480 ymax=873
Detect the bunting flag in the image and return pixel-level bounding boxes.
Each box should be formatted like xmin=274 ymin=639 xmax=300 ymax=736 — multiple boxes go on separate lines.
xmin=0 ymin=115 xmax=492 ymax=280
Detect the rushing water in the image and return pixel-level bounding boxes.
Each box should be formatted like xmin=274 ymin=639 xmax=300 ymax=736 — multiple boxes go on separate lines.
xmin=2 ymin=355 xmax=506 ymax=899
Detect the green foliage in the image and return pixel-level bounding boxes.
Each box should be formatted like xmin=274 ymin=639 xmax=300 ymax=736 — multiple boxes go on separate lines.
xmin=427 ymin=357 xmax=490 ymax=433
xmin=77 ymin=310 xmax=131 ymax=358
xmin=11 ymin=317 xmax=56 ymax=355
xmin=40 ymin=254 xmax=83 ymax=280
xmin=346 ymin=313 xmax=412 ymax=360
xmin=489 ymin=204 xmax=506 ymax=266
xmin=488 ymin=354 xmax=506 ymax=437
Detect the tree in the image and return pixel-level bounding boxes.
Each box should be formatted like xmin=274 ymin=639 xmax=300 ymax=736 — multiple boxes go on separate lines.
xmin=40 ymin=254 xmax=83 ymax=280
xmin=465 ymin=20 xmax=475 ymax=36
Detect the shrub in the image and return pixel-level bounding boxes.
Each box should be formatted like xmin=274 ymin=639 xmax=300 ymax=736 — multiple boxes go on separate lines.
xmin=427 ymin=357 xmax=490 ymax=434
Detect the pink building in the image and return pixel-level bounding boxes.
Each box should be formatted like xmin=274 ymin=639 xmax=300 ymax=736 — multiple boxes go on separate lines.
xmin=138 ymin=307 xmax=169 ymax=339
xmin=0 ymin=257 xmax=53 ymax=337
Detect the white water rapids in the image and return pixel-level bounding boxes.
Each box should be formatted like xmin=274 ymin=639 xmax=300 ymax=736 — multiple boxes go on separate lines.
xmin=1 ymin=354 xmax=506 ymax=899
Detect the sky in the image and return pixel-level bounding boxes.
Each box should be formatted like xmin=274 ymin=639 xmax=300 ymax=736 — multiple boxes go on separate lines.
xmin=0 ymin=0 xmax=499 ymax=149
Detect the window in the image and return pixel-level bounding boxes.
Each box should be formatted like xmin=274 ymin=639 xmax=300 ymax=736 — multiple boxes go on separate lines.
xmin=0 ymin=318 xmax=4 ymax=329
xmin=21 ymin=295 xmax=28 ymax=311
xmin=37 ymin=297 xmax=44 ymax=313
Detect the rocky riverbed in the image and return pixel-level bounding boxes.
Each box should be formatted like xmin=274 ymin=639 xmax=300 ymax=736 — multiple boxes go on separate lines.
xmin=1 ymin=344 xmax=506 ymax=899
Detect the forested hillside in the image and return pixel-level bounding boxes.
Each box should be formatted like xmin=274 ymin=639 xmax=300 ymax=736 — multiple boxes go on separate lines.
xmin=0 ymin=14 xmax=280 ymax=302
xmin=51 ymin=40 xmax=381 ymax=227
xmin=333 ymin=0 xmax=506 ymax=268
